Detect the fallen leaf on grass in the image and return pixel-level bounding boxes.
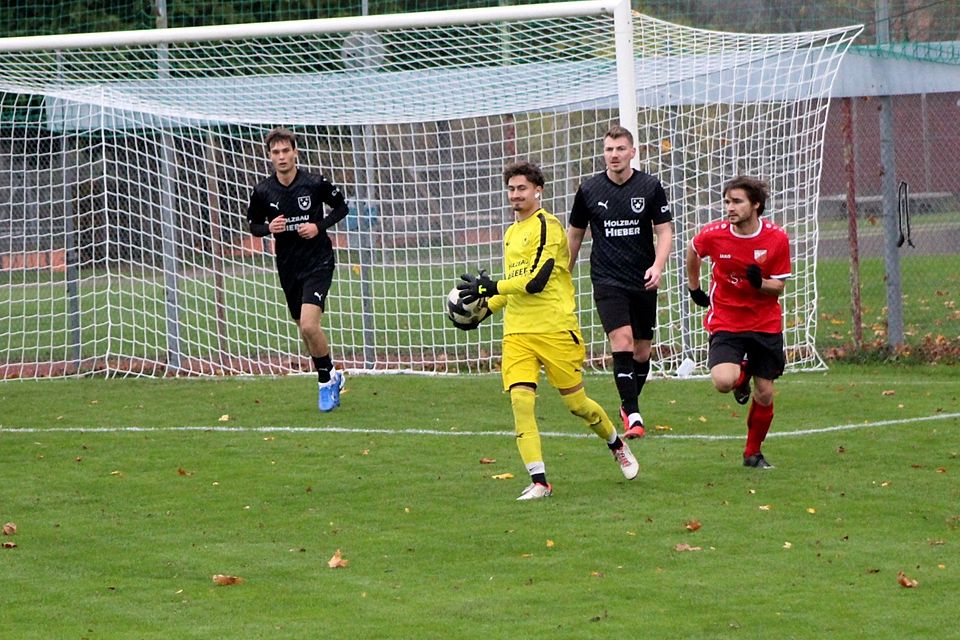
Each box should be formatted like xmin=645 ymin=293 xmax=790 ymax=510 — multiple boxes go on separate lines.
xmin=674 ymin=543 xmax=702 ymax=552
xmin=490 ymin=473 xmax=514 ymax=480
xmin=177 ymin=467 xmax=192 ymax=476
xmin=881 ymin=390 xmax=896 ymax=396
xmin=2 ymin=541 xmax=17 ymax=549
xmin=806 ymin=508 xmax=817 ymax=514
xmin=218 ymin=414 xmax=230 ymax=422
xmin=758 ymin=504 xmax=772 ymax=511
xmin=936 ymin=467 xmax=947 ymax=474
xmin=654 ymin=425 xmax=672 ymax=431
xmin=546 ymin=539 xmax=555 ymax=548
xmin=590 ymin=571 xmax=605 ymax=578
xmin=479 ymin=457 xmax=497 ymax=464
xmin=212 ymin=574 xmax=243 ymax=586
xmin=684 ymin=520 xmax=702 ymax=532
xmin=783 ymin=542 xmax=793 ymax=549
xmin=896 ymin=571 xmax=918 ymax=588
xmin=328 ymin=549 xmax=349 ymax=569
xmin=2 ymin=522 xmax=16 ymax=535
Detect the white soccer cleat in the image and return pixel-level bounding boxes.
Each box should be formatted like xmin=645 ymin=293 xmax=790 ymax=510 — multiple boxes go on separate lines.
xmin=612 ymin=441 xmax=639 ymax=480
xmin=516 ymin=482 xmax=553 ymax=501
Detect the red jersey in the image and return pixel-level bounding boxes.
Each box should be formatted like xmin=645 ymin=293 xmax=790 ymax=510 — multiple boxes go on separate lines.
xmin=691 ymin=219 xmax=791 ymax=334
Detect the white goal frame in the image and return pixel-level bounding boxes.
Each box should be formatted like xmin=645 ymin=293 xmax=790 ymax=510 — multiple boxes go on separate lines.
xmin=0 ymin=1 xmax=861 ymax=379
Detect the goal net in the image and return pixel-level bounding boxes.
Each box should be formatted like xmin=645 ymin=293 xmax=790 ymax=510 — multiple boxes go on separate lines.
xmin=0 ymin=1 xmax=861 ymax=379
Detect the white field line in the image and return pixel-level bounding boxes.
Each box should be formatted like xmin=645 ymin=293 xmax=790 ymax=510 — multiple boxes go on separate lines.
xmin=2 ymin=411 xmax=958 ymax=441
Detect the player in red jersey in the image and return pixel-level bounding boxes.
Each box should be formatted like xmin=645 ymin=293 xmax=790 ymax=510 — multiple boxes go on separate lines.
xmin=685 ymin=176 xmax=790 ymax=469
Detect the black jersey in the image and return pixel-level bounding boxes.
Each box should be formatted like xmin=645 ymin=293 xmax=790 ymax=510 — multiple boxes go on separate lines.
xmin=569 ymin=170 xmax=672 ymax=292
xmin=247 ymin=169 xmax=348 ymax=277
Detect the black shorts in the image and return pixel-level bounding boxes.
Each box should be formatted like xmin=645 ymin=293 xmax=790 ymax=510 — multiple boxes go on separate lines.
xmin=707 ymin=331 xmax=785 ymax=381
xmin=278 ymin=265 xmax=334 ymax=320
xmin=592 ymin=283 xmax=658 ymax=339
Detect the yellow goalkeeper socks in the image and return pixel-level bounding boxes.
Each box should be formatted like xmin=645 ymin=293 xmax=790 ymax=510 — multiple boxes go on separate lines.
xmin=510 ymin=386 xmax=544 ymax=474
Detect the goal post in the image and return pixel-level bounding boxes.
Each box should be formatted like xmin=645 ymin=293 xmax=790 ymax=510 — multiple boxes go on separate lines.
xmin=0 ymin=1 xmax=861 ymax=379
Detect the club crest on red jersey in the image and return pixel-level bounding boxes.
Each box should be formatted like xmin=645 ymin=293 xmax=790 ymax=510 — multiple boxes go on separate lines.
xmin=754 ymin=249 xmax=768 ymax=263
xmin=630 ymin=197 xmax=645 ymax=213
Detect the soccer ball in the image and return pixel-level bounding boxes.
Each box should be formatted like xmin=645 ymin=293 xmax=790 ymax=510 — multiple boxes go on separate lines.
xmin=447 ymin=286 xmax=488 ymax=325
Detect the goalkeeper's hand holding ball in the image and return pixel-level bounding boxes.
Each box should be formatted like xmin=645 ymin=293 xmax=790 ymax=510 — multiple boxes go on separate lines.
xmin=457 ymin=269 xmax=499 ymax=305
xmin=450 ymin=301 xmax=492 ymax=331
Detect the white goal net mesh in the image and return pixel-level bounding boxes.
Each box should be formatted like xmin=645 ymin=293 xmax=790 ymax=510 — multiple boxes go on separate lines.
xmin=0 ymin=4 xmax=860 ymax=378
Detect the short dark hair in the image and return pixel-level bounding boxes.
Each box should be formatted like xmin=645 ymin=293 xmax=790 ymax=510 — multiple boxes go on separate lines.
xmin=264 ymin=127 xmax=297 ymax=153
xmin=502 ymin=161 xmax=545 ymax=188
xmin=723 ymin=176 xmax=769 ymax=216
xmin=603 ymin=124 xmax=634 ymax=147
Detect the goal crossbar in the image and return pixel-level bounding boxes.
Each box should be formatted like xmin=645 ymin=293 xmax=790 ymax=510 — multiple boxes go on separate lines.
xmin=0 ymin=0 xmax=622 ymax=52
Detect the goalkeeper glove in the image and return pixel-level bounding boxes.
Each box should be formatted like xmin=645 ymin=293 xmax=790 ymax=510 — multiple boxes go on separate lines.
xmin=745 ymin=264 xmax=763 ymax=289
xmin=457 ymin=269 xmax=499 ymax=305
xmin=450 ymin=303 xmax=492 ymax=331
xmin=688 ymin=287 xmax=710 ymax=308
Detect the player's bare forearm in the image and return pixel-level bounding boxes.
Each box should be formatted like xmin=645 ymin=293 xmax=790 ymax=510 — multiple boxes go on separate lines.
xmin=566 ymin=226 xmax=585 ymax=271
xmin=645 ymin=222 xmax=673 ymax=290
xmin=759 ymin=278 xmax=786 ymax=297
xmin=685 ymin=243 xmax=702 ymax=290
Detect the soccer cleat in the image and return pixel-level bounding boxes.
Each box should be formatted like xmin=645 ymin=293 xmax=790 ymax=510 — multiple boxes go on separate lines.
xmin=612 ymin=441 xmax=639 ymax=480
xmin=333 ymin=369 xmax=344 ymax=404
xmin=743 ymin=453 xmax=774 ymax=469
xmin=733 ymin=360 xmax=751 ymax=405
xmin=318 ymin=372 xmax=343 ymax=413
xmin=623 ymin=420 xmax=646 ymax=439
xmin=516 ymin=482 xmax=553 ymax=501
xmin=620 ymin=406 xmax=646 ymax=439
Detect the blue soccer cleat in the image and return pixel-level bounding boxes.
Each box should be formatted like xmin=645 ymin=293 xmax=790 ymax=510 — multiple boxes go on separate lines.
xmin=332 ymin=369 xmax=344 ymax=407
xmin=318 ymin=373 xmax=341 ymax=412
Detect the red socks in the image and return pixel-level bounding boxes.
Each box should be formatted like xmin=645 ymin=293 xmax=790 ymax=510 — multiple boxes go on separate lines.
xmin=744 ymin=400 xmax=774 ymax=458
xmin=734 ymin=363 xmax=748 ymax=389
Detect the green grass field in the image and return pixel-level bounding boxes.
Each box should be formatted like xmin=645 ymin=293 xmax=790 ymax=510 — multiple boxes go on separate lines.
xmin=2 ymin=364 xmax=958 ymax=638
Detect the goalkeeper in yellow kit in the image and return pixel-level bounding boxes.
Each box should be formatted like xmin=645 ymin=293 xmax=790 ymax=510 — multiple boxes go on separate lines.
xmin=455 ymin=161 xmax=639 ymax=501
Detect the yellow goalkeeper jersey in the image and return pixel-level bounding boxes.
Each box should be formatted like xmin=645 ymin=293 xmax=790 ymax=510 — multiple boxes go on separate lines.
xmin=486 ymin=208 xmax=579 ymax=335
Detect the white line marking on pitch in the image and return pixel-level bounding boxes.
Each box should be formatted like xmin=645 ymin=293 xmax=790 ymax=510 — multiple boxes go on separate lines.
xmin=2 ymin=411 xmax=958 ymax=440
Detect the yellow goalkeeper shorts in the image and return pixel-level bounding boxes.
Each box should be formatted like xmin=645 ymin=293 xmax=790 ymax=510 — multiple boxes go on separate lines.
xmin=501 ymin=330 xmax=585 ymax=392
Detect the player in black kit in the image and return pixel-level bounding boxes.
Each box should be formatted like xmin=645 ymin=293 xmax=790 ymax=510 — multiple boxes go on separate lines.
xmin=567 ymin=125 xmax=674 ymax=439
xmin=247 ymin=127 xmax=349 ymax=412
